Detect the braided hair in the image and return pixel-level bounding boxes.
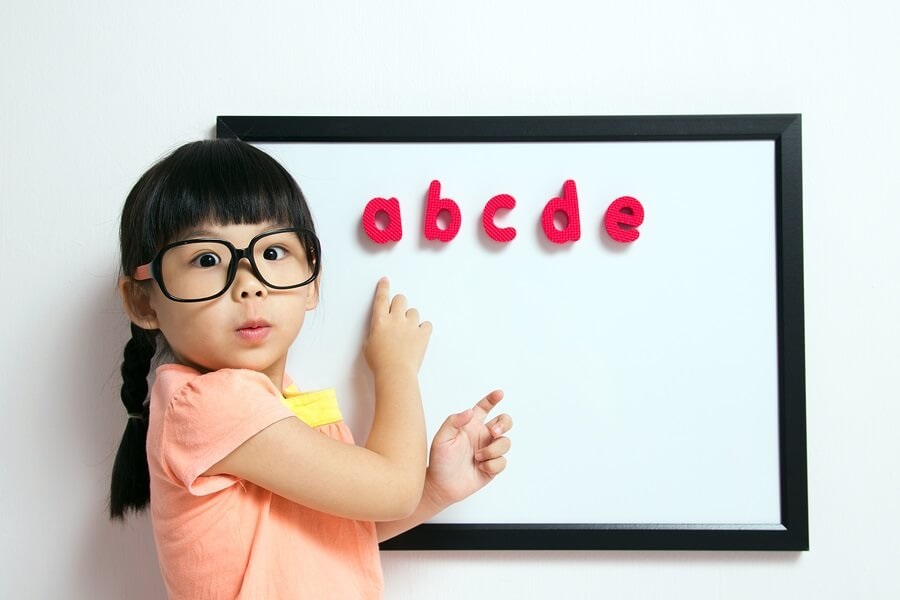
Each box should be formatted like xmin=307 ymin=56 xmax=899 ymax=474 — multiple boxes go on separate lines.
xmin=109 ymin=324 xmax=156 ymax=519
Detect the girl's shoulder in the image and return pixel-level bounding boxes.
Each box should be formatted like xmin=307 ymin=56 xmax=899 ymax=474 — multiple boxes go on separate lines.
xmin=153 ymin=365 xmax=281 ymax=407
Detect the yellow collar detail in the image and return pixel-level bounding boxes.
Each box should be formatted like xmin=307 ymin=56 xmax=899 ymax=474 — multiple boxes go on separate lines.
xmin=281 ymin=384 xmax=344 ymax=428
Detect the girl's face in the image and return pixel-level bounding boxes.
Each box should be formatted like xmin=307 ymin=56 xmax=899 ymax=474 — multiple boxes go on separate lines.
xmin=137 ymin=221 xmax=318 ymax=388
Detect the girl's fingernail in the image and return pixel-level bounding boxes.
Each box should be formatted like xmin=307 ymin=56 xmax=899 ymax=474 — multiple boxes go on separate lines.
xmin=474 ymin=452 xmax=484 ymax=461
xmin=492 ymin=425 xmax=503 ymax=436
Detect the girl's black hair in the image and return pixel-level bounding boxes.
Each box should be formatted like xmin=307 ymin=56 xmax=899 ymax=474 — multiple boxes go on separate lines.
xmin=109 ymin=139 xmax=317 ymax=520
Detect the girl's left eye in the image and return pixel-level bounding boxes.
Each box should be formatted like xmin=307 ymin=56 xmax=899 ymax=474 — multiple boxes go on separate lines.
xmin=262 ymin=246 xmax=287 ymax=261
xmin=193 ymin=252 xmax=222 ymax=268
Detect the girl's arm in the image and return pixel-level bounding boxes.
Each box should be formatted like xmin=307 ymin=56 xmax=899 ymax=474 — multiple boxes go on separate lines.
xmin=377 ymin=390 xmax=513 ymax=541
xmin=204 ymin=278 xmax=431 ymax=522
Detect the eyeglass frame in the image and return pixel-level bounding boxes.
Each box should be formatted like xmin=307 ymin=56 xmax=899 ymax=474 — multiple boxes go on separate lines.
xmin=132 ymin=227 xmax=321 ymax=303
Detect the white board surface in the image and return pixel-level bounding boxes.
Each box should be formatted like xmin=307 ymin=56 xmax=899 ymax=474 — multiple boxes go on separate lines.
xmin=266 ymin=139 xmax=781 ymax=525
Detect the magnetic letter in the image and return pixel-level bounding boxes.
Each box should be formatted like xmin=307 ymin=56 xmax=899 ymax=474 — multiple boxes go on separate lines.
xmin=482 ymin=194 xmax=517 ymax=242
xmin=424 ymin=180 xmax=462 ymax=242
xmin=541 ymin=179 xmax=581 ymax=244
xmin=362 ymin=197 xmax=403 ymax=243
xmin=604 ymin=196 xmax=644 ymax=243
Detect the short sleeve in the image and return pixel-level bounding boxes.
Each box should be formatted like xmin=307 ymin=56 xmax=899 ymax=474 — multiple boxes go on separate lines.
xmin=160 ymin=368 xmax=295 ymax=496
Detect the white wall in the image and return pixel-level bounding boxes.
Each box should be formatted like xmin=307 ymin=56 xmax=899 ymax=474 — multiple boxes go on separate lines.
xmin=1 ymin=1 xmax=897 ymax=598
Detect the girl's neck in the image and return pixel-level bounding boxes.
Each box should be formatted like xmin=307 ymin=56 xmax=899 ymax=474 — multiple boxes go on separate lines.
xmin=172 ymin=353 xmax=288 ymax=392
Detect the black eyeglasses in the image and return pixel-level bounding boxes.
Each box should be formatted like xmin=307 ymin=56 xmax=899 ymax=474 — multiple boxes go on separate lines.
xmin=133 ymin=227 xmax=321 ymax=302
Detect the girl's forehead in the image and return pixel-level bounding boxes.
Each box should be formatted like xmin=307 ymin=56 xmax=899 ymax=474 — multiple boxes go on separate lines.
xmin=177 ymin=221 xmax=284 ymax=242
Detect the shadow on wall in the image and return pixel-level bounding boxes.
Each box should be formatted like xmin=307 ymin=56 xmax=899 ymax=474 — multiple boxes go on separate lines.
xmin=78 ymin=511 xmax=165 ymax=599
xmin=73 ymin=279 xmax=167 ymax=599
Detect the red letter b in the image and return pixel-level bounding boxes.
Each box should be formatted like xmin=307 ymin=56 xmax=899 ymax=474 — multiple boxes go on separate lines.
xmin=424 ymin=180 xmax=462 ymax=242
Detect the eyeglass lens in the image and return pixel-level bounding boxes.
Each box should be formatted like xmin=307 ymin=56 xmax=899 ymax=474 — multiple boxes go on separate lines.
xmin=159 ymin=230 xmax=316 ymax=300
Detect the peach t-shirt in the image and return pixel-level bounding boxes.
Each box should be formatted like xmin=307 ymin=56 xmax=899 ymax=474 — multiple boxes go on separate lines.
xmin=146 ymin=364 xmax=383 ymax=599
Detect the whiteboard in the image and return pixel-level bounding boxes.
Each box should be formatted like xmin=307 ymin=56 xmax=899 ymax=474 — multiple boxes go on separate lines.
xmin=219 ymin=115 xmax=807 ymax=550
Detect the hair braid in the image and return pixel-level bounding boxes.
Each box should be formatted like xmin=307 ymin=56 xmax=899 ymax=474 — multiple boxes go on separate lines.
xmin=109 ymin=323 xmax=156 ymax=519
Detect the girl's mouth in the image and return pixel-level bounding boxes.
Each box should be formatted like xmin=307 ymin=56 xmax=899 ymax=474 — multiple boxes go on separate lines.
xmin=236 ymin=320 xmax=271 ymax=342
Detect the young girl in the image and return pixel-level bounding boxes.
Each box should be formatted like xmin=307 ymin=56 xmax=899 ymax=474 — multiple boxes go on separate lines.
xmin=109 ymin=139 xmax=512 ymax=599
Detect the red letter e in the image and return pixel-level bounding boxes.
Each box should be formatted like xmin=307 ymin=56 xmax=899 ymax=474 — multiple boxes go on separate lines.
xmin=604 ymin=196 xmax=644 ymax=243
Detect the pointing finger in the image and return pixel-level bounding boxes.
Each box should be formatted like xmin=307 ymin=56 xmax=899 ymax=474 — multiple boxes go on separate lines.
xmin=369 ymin=277 xmax=391 ymax=333
xmin=472 ymin=389 xmax=504 ymax=421
xmin=372 ymin=277 xmax=389 ymax=311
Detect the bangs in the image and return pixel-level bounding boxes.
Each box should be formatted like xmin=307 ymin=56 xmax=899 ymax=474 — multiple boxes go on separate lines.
xmin=122 ymin=139 xmax=316 ymax=269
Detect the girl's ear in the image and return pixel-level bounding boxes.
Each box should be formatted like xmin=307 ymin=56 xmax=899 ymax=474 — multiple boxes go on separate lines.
xmin=118 ymin=277 xmax=160 ymax=330
xmin=305 ymin=279 xmax=319 ymax=311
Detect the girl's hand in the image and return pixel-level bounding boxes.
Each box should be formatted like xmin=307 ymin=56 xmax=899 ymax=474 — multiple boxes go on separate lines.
xmin=363 ymin=278 xmax=432 ymax=376
xmin=424 ymin=390 xmax=512 ymax=508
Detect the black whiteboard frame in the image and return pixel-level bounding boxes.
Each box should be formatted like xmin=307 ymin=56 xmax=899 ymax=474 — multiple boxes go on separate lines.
xmin=217 ymin=115 xmax=808 ymax=551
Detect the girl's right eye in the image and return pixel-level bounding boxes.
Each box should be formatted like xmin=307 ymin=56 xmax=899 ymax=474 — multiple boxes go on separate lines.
xmin=192 ymin=252 xmax=222 ymax=268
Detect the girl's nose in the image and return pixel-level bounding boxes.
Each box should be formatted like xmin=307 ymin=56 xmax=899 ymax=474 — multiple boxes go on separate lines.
xmin=232 ymin=260 xmax=268 ymax=299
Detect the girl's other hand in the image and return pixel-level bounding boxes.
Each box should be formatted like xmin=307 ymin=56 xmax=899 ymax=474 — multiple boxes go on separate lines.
xmin=363 ymin=277 xmax=432 ymax=376
xmin=424 ymin=390 xmax=512 ymax=508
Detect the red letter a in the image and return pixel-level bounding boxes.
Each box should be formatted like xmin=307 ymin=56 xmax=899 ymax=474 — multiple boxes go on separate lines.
xmin=362 ymin=197 xmax=403 ymax=243
xmin=424 ymin=180 xmax=462 ymax=242
xmin=541 ymin=180 xmax=581 ymax=244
